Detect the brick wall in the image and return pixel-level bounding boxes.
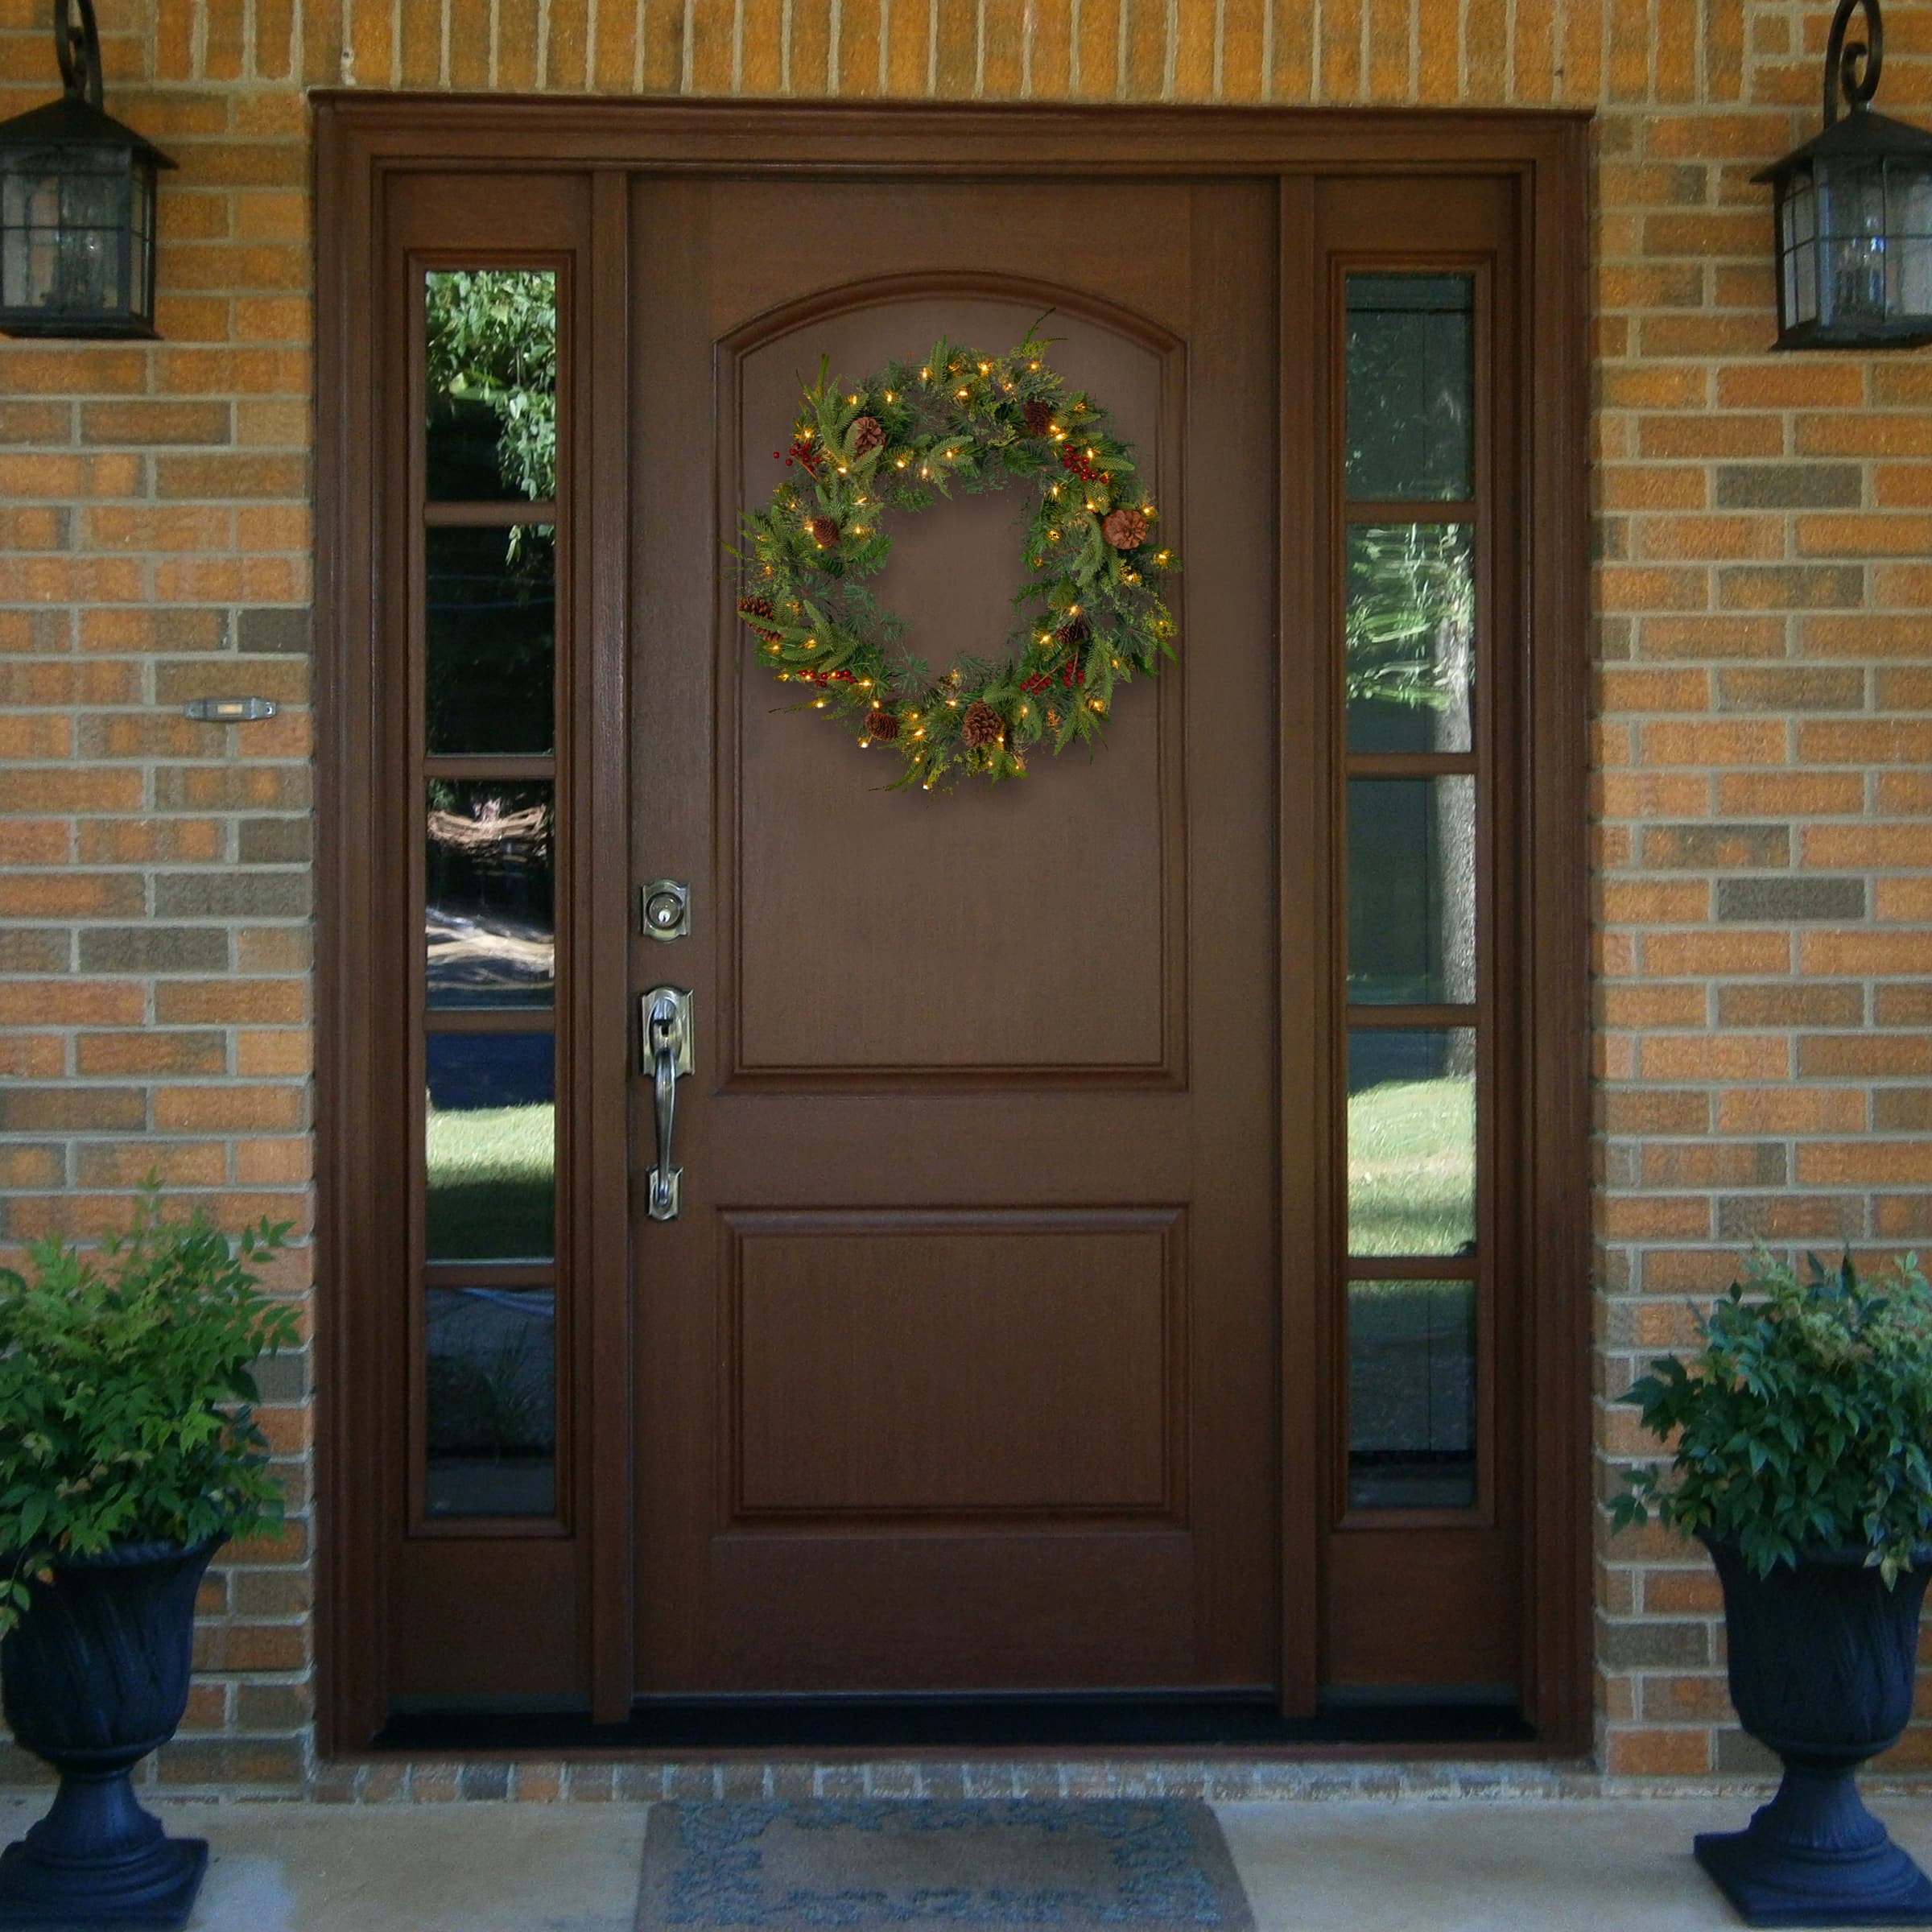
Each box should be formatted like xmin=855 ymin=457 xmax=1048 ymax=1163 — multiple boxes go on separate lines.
xmin=0 ymin=0 xmax=1929 ymax=1790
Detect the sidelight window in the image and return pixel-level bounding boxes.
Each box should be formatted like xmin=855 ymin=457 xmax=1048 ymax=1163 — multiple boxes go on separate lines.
xmin=1340 ymin=270 xmax=1485 ymax=1517
xmin=414 ymin=267 xmax=567 ymax=1526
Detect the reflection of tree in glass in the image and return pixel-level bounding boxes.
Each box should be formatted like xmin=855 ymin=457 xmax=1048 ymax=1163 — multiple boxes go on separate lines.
xmin=424 ymin=270 xmax=557 ymax=505
xmin=1348 ymin=526 xmax=1476 ymax=1038
xmin=1344 ymin=285 xmax=1472 ymax=500
xmin=423 ymin=523 xmax=556 ymax=755
xmin=426 ymin=782 xmax=553 ymax=871
xmin=1345 ymin=523 xmax=1473 ymax=720
xmin=425 ymin=782 xmax=555 ymax=1005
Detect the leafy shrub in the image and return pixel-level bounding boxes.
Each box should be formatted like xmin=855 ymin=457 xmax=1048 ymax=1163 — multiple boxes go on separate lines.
xmin=0 ymin=1188 xmax=298 ymax=1633
xmin=1613 ymin=1249 xmax=1932 ymax=1584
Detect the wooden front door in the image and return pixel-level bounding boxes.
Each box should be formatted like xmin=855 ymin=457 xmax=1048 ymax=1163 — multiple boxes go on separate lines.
xmin=630 ymin=179 xmax=1282 ymax=1693
xmin=318 ymin=100 xmax=1593 ymax=1751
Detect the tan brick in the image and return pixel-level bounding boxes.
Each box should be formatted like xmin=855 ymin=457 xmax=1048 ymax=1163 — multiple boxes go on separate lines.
xmin=153 ymin=1086 xmax=305 ymax=1132
xmin=1716 ymin=983 xmax=1863 ymax=1029
xmin=1715 ymin=770 xmax=1864 ymax=816
xmin=76 ymin=1030 xmax=228 ymax=1077
xmin=1877 ymin=986 xmax=1932 ymax=1028
xmin=1798 ymin=1144 xmax=1932 ymax=1187
xmin=1605 ymin=1729 xmax=1712 ymax=1776
xmin=1643 ymin=931 xmax=1792 ymax=976
xmin=1802 ymin=825 xmax=1932 ymax=869
xmin=1800 ymin=931 xmax=1932 ymax=976
xmin=1641 ymin=1034 xmax=1790 ymax=1080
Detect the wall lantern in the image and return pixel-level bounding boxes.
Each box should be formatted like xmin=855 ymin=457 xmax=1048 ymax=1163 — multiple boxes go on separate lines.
xmin=0 ymin=0 xmax=174 ymax=339
xmin=1757 ymin=0 xmax=1932 ymax=349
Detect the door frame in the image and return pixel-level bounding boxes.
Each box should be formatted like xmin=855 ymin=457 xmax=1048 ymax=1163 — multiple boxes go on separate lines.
xmin=313 ymin=95 xmax=1592 ymax=1757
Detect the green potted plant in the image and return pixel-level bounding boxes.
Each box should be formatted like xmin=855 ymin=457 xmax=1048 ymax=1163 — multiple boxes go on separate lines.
xmin=0 ymin=1187 xmax=295 ymax=1930
xmin=1615 ymin=1248 xmax=1932 ymax=1928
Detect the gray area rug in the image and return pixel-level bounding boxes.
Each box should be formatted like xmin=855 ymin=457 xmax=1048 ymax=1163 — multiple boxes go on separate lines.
xmin=636 ymin=1799 xmax=1256 ymax=1930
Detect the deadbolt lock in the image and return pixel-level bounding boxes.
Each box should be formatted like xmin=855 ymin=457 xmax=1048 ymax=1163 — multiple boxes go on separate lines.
xmin=641 ymin=878 xmax=691 ymax=941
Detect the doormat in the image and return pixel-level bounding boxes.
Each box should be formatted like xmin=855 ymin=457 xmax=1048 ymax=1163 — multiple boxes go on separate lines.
xmin=636 ymin=1798 xmax=1256 ymax=1930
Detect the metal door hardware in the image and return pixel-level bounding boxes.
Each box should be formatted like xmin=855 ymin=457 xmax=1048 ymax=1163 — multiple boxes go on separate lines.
xmin=642 ymin=985 xmax=694 ymax=1220
xmin=641 ymin=879 xmax=691 ymax=941
xmin=182 ymin=696 xmax=279 ymax=723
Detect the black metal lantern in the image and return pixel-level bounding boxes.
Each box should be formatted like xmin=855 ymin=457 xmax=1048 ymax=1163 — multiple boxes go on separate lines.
xmin=1757 ymin=0 xmax=1932 ymax=349
xmin=0 ymin=1 xmax=175 ymax=339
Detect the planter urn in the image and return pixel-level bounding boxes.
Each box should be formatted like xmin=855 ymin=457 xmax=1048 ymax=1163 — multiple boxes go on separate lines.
xmin=0 ymin=1538 xmax=221 ymax=1930
xmin=1697 ymin=1534 xmax=1932 ymax=1927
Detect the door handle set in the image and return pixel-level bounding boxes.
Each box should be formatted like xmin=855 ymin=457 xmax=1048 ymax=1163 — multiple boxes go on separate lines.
xmin=642 ymin=985 xmax=694 ymax=1221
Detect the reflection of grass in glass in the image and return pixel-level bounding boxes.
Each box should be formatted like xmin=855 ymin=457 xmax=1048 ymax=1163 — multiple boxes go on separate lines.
xmin=426 ymin=1102 xmax=555 ymax=1260
xmin=1348 ymin=1076 xmax=1475 ymax=1256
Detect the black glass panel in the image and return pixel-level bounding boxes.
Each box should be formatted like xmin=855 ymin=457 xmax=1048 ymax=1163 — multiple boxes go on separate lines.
xmin=1347 ymin=1030 xmax=1476 ymax=1257
xmin=426 ymin=780 xmax=555 ymax=1010
xmin=425 ymin=1286 xmax=555 ymax=1518
xmin=425 ymin=1032 xmax=554 ymax=1262
xmin=1348 ymin=1278 xmax=1476 ymax=1510
xmin=1346 ymin=523 xmax=1475 ymax=753
xmin=1348 ymin=777 xmax=1477 ymax=1005
xmin=1346 ymin=274 xmax=1475 ymax=502
xmin=424 ymin=269 xmax=558 ymax=502
xmin=425 ymin=524 xmax=555 ymax=755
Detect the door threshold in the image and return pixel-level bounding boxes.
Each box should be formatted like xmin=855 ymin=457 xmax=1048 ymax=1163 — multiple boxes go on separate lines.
xmin=375 ymin=1692 xmax=1535 ymax=1755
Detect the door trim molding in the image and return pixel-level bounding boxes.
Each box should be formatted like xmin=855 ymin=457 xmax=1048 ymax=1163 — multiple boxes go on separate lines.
xmin=313 ymin=96 xmax=1592 ymax=1758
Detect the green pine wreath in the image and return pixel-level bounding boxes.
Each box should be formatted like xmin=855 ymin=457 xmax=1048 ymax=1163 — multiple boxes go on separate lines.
xmin=735 ymin=328 xmax=1179 ymax=791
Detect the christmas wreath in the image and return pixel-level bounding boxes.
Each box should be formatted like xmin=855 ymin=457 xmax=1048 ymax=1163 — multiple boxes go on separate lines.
xmin=736 ymin=328 xmax=1178 ymax=791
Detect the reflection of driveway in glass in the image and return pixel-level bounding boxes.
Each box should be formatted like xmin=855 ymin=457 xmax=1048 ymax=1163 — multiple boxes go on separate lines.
xmin=425 ymin=907 xmax=554 ymax=1005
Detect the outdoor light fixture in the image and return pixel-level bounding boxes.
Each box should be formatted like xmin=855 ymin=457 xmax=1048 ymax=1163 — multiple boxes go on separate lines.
xmin=1757 ymin=0 xmax=1932 ymax=349
xmin=0 ymin=0 xmax=174 ymax=339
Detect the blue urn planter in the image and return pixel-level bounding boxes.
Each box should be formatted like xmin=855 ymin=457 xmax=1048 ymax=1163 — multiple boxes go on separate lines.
xmin=0 ymin=1538 xmax=221 ymax=1930
xmin=1696 ymin=1534 xmax=1932 ymax=1927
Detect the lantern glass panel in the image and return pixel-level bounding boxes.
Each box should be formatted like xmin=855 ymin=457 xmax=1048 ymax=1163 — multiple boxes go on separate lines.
xmin=1781 ymin=167 xmax=1819 ymax=327
xmin=1 ymin=151 xmax=64 ymax=313
xmin=1886 ymin=159 xmax=1932 ymax=319
xmin=59 ymin=158 xmax=126 ymax=316
xmin=1815 ymin=159 xmax=1890 ymax=326
xmin=128 ymin=163 xmax=149 ymax=307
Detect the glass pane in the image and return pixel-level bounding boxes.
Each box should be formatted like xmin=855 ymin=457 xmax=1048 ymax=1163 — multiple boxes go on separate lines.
xmin=426 ymin=524 xmax=555 ymax=756
xmin=1348 ymin=777 xmax=1477 ymax=1005
xmin=1783 ymin=175 xmax=1819 ymax=327
xmin=1817 ymin=162 xmax=1891 ymax=325
xmin=1346 ymin=523 xmax=1475 ymax=752
xmin=1886 ymin=163 xmax=1932 ymax=319
xmin=1348 ymin=1030 xmax=1476 ymax=1257
xmin=1348 ymin=1279 xmax=1476 ymax=1510
xmin=424 ymin=268 xmax=558 ymax=502
xmin=1345 ymin=274 xmax=1475 ymax=502
xmin=426 ymin=780 xmax=555 ymax=1009
xmin=425 ymin=1286 xmax=555 ymax=1517
xmin=425 ymin=1033 xmax=554 ymax=1261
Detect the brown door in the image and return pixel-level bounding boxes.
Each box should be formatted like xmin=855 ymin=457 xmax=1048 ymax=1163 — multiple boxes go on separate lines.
xmin=322 ymin=105 xmax=1592 ymax=1748
xmin=629 ymin=178 xmax=1283 ymax=1693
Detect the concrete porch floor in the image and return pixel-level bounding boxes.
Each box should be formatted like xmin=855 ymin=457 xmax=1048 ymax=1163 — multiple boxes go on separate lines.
xmin=7 ymin=1793 xmax=1932 ymax=1930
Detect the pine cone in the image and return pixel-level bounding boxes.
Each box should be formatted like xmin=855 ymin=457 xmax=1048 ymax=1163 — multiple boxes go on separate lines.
xmin=810 ymin=515 xmax=840 ymax=549
xmin=962 ymin=700 xmax=1003 ymax=749
xmin=1023 ymin=397 xmax=1055 ymax=436
xmin=737 ymin=594 xmax=781 ymax=640
xmin=865 ymin=709 xmax=899 ymax=741
xmin=1102 ymin=507 xmax=1150 ymax=551
xmin=852 ymin=415 xmax=886 ymax=456
xmin=1056 ymin=613 xmax=1091 ymax=649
